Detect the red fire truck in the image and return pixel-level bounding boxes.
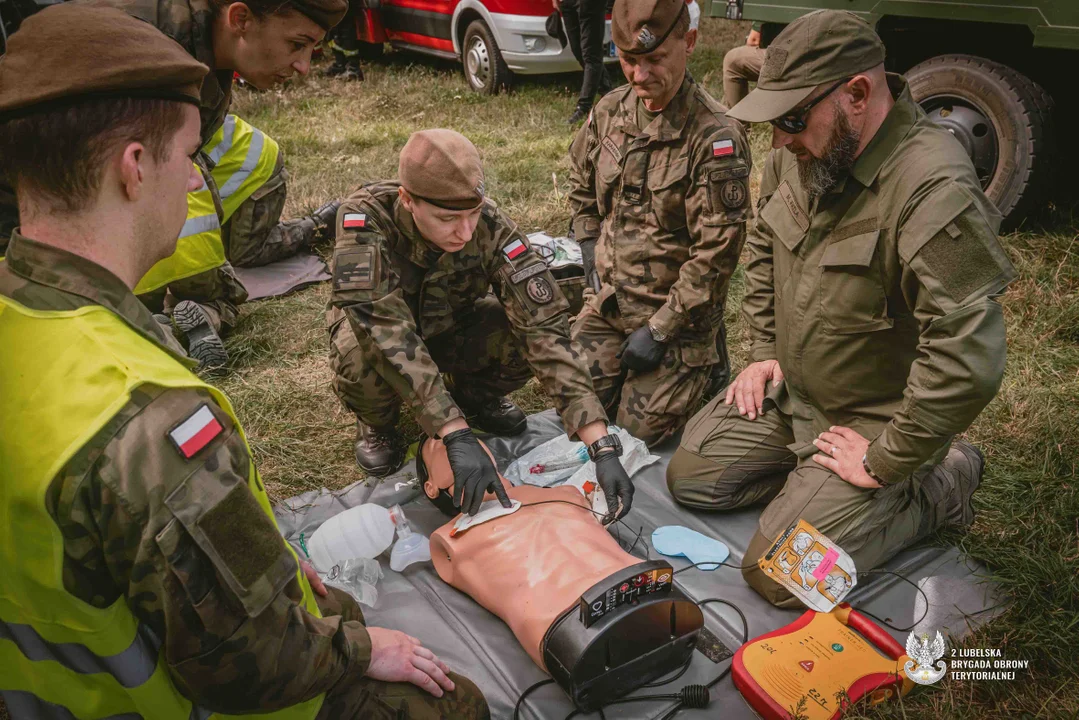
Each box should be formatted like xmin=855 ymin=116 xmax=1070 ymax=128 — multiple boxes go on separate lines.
xmin=353 ymin=0 xmax=617 ymax=93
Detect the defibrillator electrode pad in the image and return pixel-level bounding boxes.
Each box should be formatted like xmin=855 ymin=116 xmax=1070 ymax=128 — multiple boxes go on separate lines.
xmin=758 ymin=519 xmax=857 ymax=612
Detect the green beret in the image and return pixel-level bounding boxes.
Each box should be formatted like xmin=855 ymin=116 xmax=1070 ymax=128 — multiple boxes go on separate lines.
xmin=611 ymin=0 xmax=687 ymax=54
xmin=0 ymin=3 xmax=208 ymax=120
xmin=290 ymin=0 xmax=349 ymax=31
xmin=399 ymin=129 xmax=485 ymax=211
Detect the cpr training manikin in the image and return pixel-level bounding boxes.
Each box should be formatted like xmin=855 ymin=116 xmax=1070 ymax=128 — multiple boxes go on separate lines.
xmin=417 ymin=437 xmax=703 ymax=710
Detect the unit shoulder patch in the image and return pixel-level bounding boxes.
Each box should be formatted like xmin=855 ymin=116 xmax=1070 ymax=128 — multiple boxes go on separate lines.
xmin=168 ymin=404 xmax=223 ymax=460
xmin=510 ymin=262 xmax=547 ymax=284
xmin=525 ymin=276 xmax=554 ymax=305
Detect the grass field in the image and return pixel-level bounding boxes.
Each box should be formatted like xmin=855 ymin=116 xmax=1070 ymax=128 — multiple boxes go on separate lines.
xmin=2 ymin=15 xmax=1073 ymax=720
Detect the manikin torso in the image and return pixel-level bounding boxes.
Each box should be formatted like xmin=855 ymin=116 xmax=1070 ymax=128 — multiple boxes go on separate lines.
xmin=422 ymin=438 xmax=639 ymax=669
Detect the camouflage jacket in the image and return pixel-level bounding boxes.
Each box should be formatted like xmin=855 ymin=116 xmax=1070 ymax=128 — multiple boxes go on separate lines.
xmin=110 ymin=0 xmax=233 ymax=144
xmin=0 ymin=233 xmax=372 ymax=712
xmin=568 ymin=75 xmax=751 ymax=365
xmin=328 ymin=182 xmax=607 ymax=438
xmin=744 ymin=76 xmax=1016 ymax=485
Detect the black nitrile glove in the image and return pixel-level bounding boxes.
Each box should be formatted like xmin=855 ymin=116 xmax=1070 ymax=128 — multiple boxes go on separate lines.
xmin=594 ymin=451 xmax=634 ymax=523
xmin=617 ymin=325 xmax=667 ymax=372
xmin=579 ymin=238 xmax=601 ymax=293
xmin=443 ymin=428 xmax=511 ymax=516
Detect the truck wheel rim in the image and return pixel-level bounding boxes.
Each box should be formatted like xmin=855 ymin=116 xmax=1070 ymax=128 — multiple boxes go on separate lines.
xmin=466 ymin=36 xmax=491 ymax=89
xmin=920 ymin=96 xmax=999 ymax=188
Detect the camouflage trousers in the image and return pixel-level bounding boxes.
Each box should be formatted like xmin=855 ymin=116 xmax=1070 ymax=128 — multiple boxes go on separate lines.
xmin=329 ymin=294 xmax=533 ymax=428
xmin=138 ymin=262 xmax=248 ymax=335
xmin=667 ymin=386 xmax=963 ymax=608
xmin=222 ymin=151 xmax=319 ymax=269
xmin=315 ymin=588 xmax=490 ymax=720
xmin=570 ymin=293 xmax=713 ymax=447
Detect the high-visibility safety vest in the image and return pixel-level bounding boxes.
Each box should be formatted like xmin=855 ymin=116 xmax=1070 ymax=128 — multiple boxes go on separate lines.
xmin=134 ymin=115 xmax=279 ymax=296
xmin=0 ymin=294 xmax=324 ymax=720
xmin=204 ymin=115 xmax=281 ymax=223
xmin=134 ymin=167 xmax=226 ymax=296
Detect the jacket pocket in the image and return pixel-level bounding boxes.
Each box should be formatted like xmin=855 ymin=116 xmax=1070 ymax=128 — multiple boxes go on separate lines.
xmin=818 ymin=230 xmax=894 ymax=334
xmin=647 ymin=155 xmax=689 ymax=232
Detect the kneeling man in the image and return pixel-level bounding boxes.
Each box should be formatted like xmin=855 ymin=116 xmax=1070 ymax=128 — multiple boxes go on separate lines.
xmin=667 ymin=11 xmax=1015 ymax=607
xmin=328 ymin=129 xmax=633 ymax=520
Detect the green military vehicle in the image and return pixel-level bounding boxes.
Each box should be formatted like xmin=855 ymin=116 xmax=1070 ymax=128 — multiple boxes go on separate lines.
xmin=714 ymin=0 xmax=1077 ymax=227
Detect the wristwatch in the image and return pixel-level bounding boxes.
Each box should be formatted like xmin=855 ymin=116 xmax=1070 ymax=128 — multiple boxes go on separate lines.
xmin=862 ymin=453 xmax=884 ymax=485
xmin=587 ymin=433 xmax=623 ymax=462
xmin=647 ymin=323 xmax=670 ymax=343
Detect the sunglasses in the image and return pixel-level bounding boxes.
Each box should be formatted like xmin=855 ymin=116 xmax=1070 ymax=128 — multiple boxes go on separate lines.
xmin=770 ymin=78 xmax=851 ymax=134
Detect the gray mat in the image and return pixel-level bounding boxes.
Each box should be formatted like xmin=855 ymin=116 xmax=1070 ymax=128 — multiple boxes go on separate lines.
xmin=275 ymin=410 xmax=1003 ymax=720
xmin=233 ymin=253 xmax=330 ymax=301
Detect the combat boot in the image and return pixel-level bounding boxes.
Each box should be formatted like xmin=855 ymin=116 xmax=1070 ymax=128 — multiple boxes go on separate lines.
xmin=339 ymin=61 xmax=364 ymax=82
xmin=459 ymin=395 xmax=527 ymax=436
xmin=928 ymin=439 xmax=985 ymax=530
xmin=310 ymin=199 xmax=342 ymax=244
xmin=354 ymin=421 xmax=406 ymax=477
xmin=172 ymin=301 xmax=228 ymax=376
xmin=323 ymin=56 xmax=348 ymax=77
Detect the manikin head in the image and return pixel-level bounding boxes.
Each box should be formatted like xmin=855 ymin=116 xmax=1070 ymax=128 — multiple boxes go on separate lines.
xmin=209 ymin=0 xmax=346 ymax=89
xmin=612 ymin=0 xmax=695 ymax=110
xmin=0 ymin=4 xmax=208 ymax=286
xmin=397 ymin=129 xmax=487 ymax=253
xmin=418 ymin=436 xmax=504 ymax=517
xmin=727 ymin=10 xmax=894 ymax=197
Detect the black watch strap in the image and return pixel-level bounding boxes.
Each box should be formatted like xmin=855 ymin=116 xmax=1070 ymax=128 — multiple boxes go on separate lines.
xmin=587 ymin=433 xmax=623 ymax=461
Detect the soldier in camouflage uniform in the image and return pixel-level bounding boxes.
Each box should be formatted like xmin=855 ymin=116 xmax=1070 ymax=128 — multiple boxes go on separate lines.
xmin=82 ymin=0 xmax=345 ymax=373
xmin=667 ymin=11 xmax=1013 ymax=607
xmin=568 ymin=0 xmax=751 ymax=447
xmin=0 ymin=8 xmax=489 ymax=717
xmin=329 ymin=129 xmax=635 ymax=522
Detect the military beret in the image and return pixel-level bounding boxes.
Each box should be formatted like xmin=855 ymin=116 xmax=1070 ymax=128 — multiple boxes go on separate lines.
xmin=290 ymin=0 xmax=349 ymax=31
xmin=611 ymin=0 xmax=687 ymax=54
xmin=399 ymin=129 xmax=486 ymax=211
xmin=0 ymin=3 xmax=208 ymax=121
xmin=728 ymin=10 xmax=886 ymax=123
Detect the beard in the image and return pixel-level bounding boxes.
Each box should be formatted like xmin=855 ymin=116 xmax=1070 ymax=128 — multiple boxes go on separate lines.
xmin=796 ymin=105 xmax=861 ymax=198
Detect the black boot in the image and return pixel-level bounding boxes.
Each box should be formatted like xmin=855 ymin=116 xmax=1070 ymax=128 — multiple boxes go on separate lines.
xmin=310 ymin=199 xmax=342 ymax=243
xmin=703 ymin=321 xmax=731 ymax=401
xmin=354 ymin=421 xmax=406 ymax=477
xmin=339 ymin=60 xmax=364 ymax=82
xmin=323 ymin=55 xmax=348 ymax=77
xmin=567 ymin=103 xmax=591 ymax=125
xmin=457 ymin=394 xmax=527 ymax=436
xmin=172 ymin=301 xmax=228 ymax=376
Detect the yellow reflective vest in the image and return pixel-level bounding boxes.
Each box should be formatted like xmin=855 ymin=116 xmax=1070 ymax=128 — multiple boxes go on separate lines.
xmin=134 ymin=115 xmax=280 ymax=296
xmin=0 ymin=294 xmax=323 ymax=720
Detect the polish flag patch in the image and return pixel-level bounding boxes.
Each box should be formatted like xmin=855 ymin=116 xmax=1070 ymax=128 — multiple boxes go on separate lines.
xmin=342 ymin=213 xmax=367 ymax=229
xmin=713 ymin=139 xmax=735 ymax=157
xmin=168 ymin=404 xmax=223 ymax=459
xmin=503 ymin=239 xmax=527 ymax=261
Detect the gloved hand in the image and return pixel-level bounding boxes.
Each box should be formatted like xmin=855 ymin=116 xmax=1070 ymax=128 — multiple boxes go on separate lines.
xmin=443 ymin=428 xmax=511 ymax=516
xmin=594 ymin=451 xmax=634 ymax=523
xmin=579 ymin=238 xmax=601 ymax=293
xmin=617 ymin=325 xmax=667 ymax=372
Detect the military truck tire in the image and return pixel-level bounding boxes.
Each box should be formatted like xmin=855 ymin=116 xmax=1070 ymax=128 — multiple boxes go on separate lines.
xmin=907 ymin=55 xmax=1054 ymax=228
xmin=462 ymin=20 xmax=512 ymax=95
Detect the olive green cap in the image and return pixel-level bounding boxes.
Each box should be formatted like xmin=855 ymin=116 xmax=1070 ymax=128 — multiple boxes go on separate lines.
xmin=291 ymin=0 xmax=348 ymax=31
xmin=399 ymin=129 xmax=485 ymax=211
xmin=611 ymin=0 xmax=687 ymax=54
xmin=727 ymin=10 xmax=886 ymax=123
xmin=0 ymin=3 xmax=208 ymax=120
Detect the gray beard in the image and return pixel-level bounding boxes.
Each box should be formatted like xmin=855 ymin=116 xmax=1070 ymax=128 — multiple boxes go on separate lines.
xmin=797 ymin=109 xmax=861 ymax=198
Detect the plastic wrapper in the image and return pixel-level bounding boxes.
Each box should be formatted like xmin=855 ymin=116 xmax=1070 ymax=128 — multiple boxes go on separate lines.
xmin=526 ymin=232 xmax=582 ymax=270
xmin=323 ymin=557 xmax=384 ymax=608
xmin=504 ymin=426 xmax=660 ymax=504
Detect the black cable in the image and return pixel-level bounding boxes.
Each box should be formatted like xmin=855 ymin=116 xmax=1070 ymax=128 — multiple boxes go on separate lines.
xmin=673 ymin=559 xmax=757 ymax=574
xmin=640 ymin=650 xmax=694 ymax=688
xmin=850 ymin=569 xmax=931 ymax=633
xmin=513 ymin=678 xmax=554 ymax=720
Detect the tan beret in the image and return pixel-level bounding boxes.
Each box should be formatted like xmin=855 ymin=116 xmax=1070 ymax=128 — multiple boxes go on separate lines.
xmin=399 ymin=129 xmax=485 ymax=211
xmin=611 ymin=0 xmax=687 ymax=54
xmin=291 ymin=0 xmax=349 ymax=31
xmin=0 ymin=3 xmax=207 ymax=120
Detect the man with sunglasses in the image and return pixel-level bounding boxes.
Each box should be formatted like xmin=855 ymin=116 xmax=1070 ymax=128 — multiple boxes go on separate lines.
xmin=568 ymin=0 xmax=751 ymax=448
xmin=666 ymin=10 xmax=1016 ymax=608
